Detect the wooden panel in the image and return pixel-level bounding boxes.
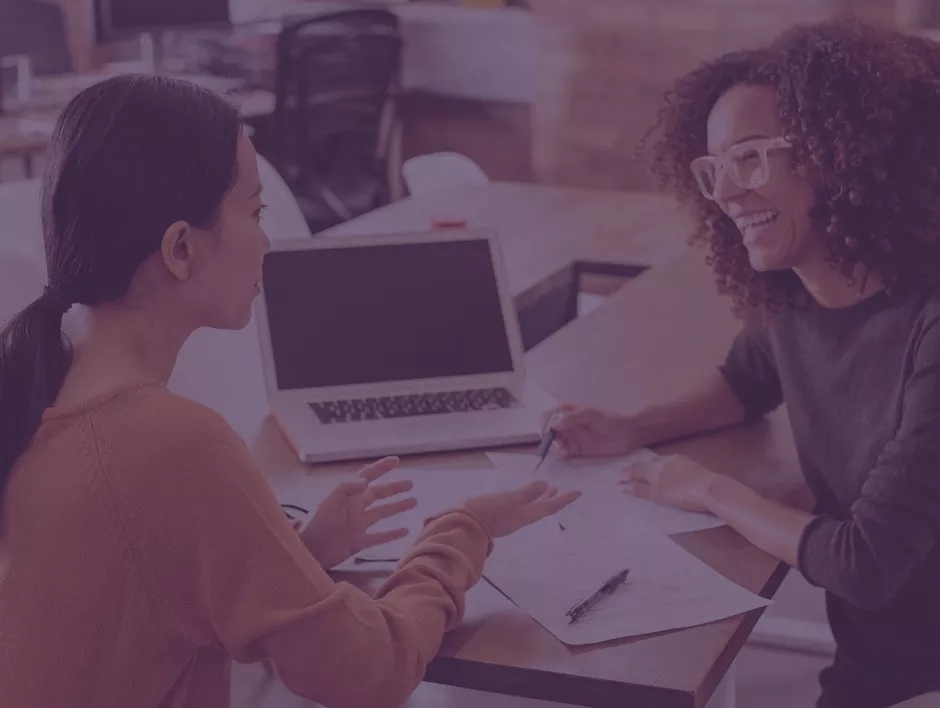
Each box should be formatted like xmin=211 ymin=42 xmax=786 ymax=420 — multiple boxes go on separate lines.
xmin=401 ymin=91 xmax=533 ymax=184
xmin=515 ymin=263 xmax=579 ymax=351
xmin=530 ymin=0 xmax=897 ymax=190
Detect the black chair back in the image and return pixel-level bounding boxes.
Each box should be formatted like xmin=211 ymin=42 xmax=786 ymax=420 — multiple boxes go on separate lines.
xmin=272 ymin=9 xmax=402 ymax=233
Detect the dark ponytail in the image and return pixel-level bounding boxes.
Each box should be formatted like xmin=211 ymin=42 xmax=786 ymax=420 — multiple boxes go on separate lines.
xmin=0 ymin=291 xmax=73 ymax=483
xmin=0 ymin=74 xmax=241 ymax=495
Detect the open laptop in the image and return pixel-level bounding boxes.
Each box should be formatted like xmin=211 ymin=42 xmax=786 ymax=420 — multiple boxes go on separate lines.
xmin=254 ymin=227 xmax=556 ymax=464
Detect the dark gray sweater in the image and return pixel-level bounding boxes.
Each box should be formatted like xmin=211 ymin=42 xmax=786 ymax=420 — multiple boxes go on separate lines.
xmin=720 ymin=288 xmax=940 ymax=708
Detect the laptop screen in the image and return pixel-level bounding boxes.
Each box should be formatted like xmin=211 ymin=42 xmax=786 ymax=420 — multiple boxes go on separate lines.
xmin=261 ymin=237 xmax=516 ymax=391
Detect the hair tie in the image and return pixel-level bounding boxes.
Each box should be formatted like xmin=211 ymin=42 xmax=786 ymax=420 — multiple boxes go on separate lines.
xmin=40 ymin=285 xmax=73 ymax=315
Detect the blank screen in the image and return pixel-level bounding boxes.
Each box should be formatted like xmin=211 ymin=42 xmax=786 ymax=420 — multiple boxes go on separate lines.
xmin=101 ymin=0 xmax=229 ymax=32
xmin=262 ymin=239 xmax=516 ymax=391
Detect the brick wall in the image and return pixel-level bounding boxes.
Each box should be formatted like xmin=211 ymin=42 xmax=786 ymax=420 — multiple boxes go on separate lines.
xmin=401 ymin=92 xmax=533 ymax=184
xmin=531 ymin=0 xmax=897 ymax=190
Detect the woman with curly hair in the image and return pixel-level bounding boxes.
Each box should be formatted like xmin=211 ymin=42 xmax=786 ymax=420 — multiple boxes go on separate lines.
xmin=543 ymin=19 xmax=940 ymax=708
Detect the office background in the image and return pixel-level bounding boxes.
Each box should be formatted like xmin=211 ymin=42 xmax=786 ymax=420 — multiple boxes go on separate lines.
xmin=3 ymin=2 xmax=940 ymax=707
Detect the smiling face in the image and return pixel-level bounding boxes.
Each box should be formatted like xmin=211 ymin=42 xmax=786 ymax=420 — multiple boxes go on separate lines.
xmin=705 ymin=84 xmax=824 ymax=272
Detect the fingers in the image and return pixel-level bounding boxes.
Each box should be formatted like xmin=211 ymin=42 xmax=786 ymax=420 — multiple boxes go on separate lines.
xmin=362 ymin=527 xmax=409 ymax=548
xmin=535 ymin=485 xmax=559 ymax=501
xmin=336 ymin=478 xmax=369 ymax=497
xmin=622 ymin=458 xmax=659 ymax=483
xmin=364 ymin=496 xmax=418 ymax=526
xmin=364 ymin=479 xmax=414 ymax=504
xmin=553 ymin=406 xmax=597 ymax=426
xmin=357 ymin=456 xmax=401 ymax=483
xmin=540 ymin=403 xmax=579 ymax=432
xmin=553 ymin=437 xmax=580 ymax=458
xmin=549 ymin=408 xmax=596 ymax=458
xmin=620 ymin=479 xmax=651 ymax=499
xmin=515 ymin=488 xmax=582 ymax=528
xmin=503 ymin=479 xmax=551 ymax=505
xmin=537 ymin=489 xmax=581 ymax=514
xmin=345 ymin=458 xmax=406 ymax=500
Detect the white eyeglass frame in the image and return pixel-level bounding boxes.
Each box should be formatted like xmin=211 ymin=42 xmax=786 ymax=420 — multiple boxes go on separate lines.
xmin=690 ymin=136 xmax=793 ymax=201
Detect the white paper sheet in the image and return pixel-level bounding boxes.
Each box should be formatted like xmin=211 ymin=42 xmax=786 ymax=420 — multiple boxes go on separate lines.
xmin=486 ymin=451 xmax=727 ymax=535
xmin=353 ymin=465 xmax=522 ymax=562
xmin=482 ymin=514 xmax=770 ymax=646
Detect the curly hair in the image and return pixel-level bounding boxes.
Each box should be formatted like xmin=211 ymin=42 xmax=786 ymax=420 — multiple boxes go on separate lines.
xmin=644 ymin=19 xmax=940 ymax=315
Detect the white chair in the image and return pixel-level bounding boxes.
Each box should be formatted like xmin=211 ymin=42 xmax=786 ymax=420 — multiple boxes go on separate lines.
xmin=0 ymin=178 xmax=44 ymax=259
xmin=401 ymin=151 xmax=489 ymax=197
xmin=0 ymin=178 xmax=45 ymax=323
xmin=0 ymin=250 xmax=45 ymax=325
xmin=256 ymin=154 xmax=313 ymax=241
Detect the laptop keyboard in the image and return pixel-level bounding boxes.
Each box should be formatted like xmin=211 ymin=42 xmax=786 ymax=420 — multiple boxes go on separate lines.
xmin=310 ymin=387 xmax=516 ymax=424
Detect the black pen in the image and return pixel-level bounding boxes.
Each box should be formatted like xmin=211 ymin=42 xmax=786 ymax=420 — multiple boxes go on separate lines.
xmin=533 ymin=427 xmax=567 ymax=530
xmin=533 ymin=428 xmax=556 ymax=473
xmin=565 ymin=568 xmax=631 ymax=624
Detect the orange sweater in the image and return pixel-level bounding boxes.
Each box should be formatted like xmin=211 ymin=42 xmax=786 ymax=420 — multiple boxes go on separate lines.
xmin=0 ymin=382 xmax=491 ymax=708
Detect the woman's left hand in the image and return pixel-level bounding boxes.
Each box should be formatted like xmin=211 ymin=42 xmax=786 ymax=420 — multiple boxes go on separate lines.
xmin=620 ymin=454 xmax=718 ymax=513
xmin=301 ymin=457 xmax=418 ymax=569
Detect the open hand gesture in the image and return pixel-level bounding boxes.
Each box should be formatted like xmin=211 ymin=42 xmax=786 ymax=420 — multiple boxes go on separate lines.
xmin=301 ymin=457 xmax=417 ymax=569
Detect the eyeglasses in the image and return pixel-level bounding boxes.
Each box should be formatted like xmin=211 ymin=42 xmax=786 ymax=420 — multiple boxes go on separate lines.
xmin=690 ymin=136 xmax=793 ymax=201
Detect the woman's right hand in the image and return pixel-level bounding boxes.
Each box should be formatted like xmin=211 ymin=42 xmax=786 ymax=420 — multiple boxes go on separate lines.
xmin=541 ymin=403 xmax=644 ymax=458
xmin=462 ymin=480 xmax=581 ymax=539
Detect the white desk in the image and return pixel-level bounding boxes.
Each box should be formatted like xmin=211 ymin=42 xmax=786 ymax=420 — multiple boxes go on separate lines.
xmin=213 ymin=182 xmax=793 ymax=708
xmin=892 ymin=694 xmax=940 ymax=708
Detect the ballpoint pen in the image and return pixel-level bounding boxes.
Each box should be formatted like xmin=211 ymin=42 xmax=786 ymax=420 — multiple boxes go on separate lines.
xmin=565 ymin=568 xmax=631 ymax=624
xmin=533 ymin=428 xmax=556 ymax=473
xmin=533 ymin=427 xmax=567 ymax=530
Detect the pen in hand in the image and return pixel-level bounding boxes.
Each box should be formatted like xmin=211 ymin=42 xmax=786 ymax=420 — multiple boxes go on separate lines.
xmin=533 ymin=428 xmax=556 ymax=473
xmin=533 ymin=427 xmax=566 ymax=530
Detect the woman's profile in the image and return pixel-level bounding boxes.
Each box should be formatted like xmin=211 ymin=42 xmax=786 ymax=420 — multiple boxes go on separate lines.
xmin=0 ymin=74 xmax=578 ymax=707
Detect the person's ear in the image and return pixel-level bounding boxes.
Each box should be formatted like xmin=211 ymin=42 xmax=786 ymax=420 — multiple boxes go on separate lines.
xmin=160 ymin=220 xmax=198 ymax=282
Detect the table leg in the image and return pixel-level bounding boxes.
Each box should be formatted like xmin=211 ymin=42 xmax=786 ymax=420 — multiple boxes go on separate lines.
xmin=387 ymin=116 xmax=405 ymax=201
xmin=709 ymin=660 xmax=737 ymax=708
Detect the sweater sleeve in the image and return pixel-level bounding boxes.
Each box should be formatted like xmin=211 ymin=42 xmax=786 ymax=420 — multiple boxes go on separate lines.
xmin=98 ymin=399 xmax=491 ymax=708
xmin=797 ymin=317 xmax=940 ymax=611
xmin=718 ymin=322 xmax=784 ymax=420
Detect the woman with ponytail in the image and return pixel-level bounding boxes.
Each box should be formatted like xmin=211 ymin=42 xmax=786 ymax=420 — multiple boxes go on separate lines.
xmin=0 ymin=285 xmax=73 ymax=481
xmin=0 ymin=75 xmax=576 ymax=708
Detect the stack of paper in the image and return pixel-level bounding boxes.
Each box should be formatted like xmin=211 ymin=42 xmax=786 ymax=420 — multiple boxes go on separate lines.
xmin=486 ymin=451 xmax=727 ymax=535
xmin=341 ymin=456 xmax=767 ymax=648
xmin=482 ymin=513 xmax=770 ymax=646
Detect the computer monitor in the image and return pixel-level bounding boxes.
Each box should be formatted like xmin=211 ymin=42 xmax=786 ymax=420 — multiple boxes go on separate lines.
xmin=93 ymin=0 xmax=230 ymax=43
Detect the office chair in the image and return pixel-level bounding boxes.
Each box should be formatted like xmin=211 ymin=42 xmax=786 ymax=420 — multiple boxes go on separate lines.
xmin=272 ymin=9 xmax=402 ymax=234
xmin=256 ymin=154 xmax=313 ymax=241
xmin=0 ymin=177 xmax=45 ymax=323
xmin=0 ymin=1 xmax=73 ymax=77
